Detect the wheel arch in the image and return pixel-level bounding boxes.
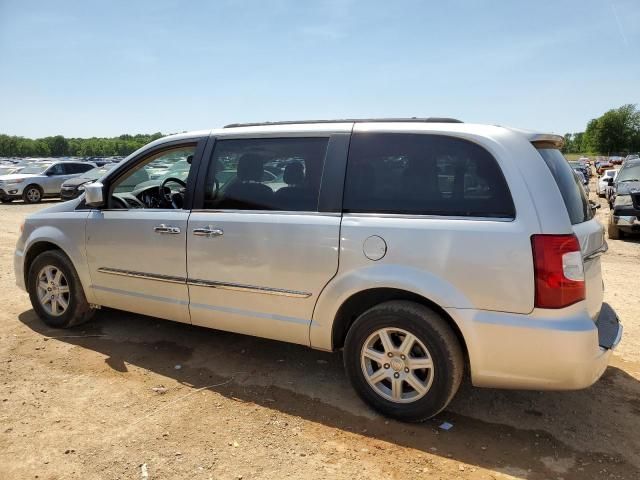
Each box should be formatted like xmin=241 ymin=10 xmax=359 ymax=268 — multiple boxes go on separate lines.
xmin=23 ymin=241 xmax=67 ymax=287
xmin=329 ymin=287 xmax=469 ymax=364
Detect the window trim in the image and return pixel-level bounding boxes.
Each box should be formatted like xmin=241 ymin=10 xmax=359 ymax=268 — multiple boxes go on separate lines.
xmin=78 ymin=136 xmax=208 ymax=211
xmin=191 ymin=134 xmax=348 ymax=213
xmin=341 ymin=132 xmax=516 ymax=220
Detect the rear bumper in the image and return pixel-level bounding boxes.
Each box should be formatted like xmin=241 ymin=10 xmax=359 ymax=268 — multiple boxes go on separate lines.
xmin=450 ymin=303 xmax=622 ymax=390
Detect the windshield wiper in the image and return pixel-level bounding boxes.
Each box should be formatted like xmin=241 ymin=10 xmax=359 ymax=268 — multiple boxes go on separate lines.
xmin=618 ymin=179 xmax=640 ymax=183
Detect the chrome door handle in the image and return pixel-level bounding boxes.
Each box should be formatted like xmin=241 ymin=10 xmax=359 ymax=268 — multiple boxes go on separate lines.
xmin=154 ymin=224 xmax=181 ymax=234
xmin=192 ymin=226 xmax=224 ymax=237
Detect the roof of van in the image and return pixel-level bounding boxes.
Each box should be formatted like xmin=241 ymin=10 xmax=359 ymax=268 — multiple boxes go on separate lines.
xmin=159 ymin=120 xmax=564 ymax=148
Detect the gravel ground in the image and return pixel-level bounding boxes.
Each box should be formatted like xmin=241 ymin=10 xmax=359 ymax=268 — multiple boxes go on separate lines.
xmin=1 ymin=188 xmax=639 ymax=480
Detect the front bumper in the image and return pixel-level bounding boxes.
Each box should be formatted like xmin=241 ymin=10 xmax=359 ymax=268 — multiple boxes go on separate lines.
xmin=612 ymin=207 xmax=640 ymax=232
xmin=451 ymin=303 xmax=622 ymax=390
xmin=14 ymin=248 xmax=26 ymax=291
xmin=60 ymin=188 xmax=81 ymax=200
xmin=0 ymin=187 xmax=22 ymax=200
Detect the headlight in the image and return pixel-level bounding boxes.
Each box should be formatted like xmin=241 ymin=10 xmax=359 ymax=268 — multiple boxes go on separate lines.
xmin=78 ymin=185 xmax=85 ymax=191
xmin=614 ymin=194 xmax=633 ymax=207
xmin=6 ymin=178 xmax=25 ymax=184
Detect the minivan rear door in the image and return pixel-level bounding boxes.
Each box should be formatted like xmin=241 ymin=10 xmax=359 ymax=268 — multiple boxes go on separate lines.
xmin=537 ymin=147 xmax=605 ymax=319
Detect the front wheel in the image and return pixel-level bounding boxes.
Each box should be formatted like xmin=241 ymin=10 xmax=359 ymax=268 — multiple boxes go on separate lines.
xmin=343 ymin=301 xmax=464 ymax=422
xmin=23 ymin=185 xmax=43 ymax=204
xmin=27 ymin=250 xmax=94 ymax=328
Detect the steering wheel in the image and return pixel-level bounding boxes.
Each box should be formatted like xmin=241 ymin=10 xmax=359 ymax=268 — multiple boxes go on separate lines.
xmin=160 ymin=177 xmax=187 ymax=208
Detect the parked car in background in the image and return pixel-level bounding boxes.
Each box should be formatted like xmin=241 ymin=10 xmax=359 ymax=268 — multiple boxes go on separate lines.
xmin=569 ymin=161 xmax=590 ymax=180
xmin=0 ymin=165 xmax=24 ymax=176
xmin=0 ymin=161 xmax=95 ymax=203
xmin=596 ymin=169 xmax=617 ymax=197
xmin=609 ymin=156 xmax=624 ymax=165
xmin=573 ymin=170 xmax=590 ymax=195
xmin=623 ymin=154 xmax=639 ymax=165
xmin=608 ymin=158 xmax=640 ymax=239
xmin=15 ymin=119 xmax=621 ymax=421
xmin=60 ymin=164 xmax=117 ymax=200
xmin=596 ymin=161 xmax=614 ymax=175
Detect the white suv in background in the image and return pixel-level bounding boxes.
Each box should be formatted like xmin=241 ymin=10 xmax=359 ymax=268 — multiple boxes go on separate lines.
xmin=0 ymin=160 xmax=95 ymax=203
xmin=14 ymin=119 xmax=622 ymax=421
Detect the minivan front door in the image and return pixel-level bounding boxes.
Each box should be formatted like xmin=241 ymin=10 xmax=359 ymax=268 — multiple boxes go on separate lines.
xmin=186 ymin=134 xmax=348 ymax=345
xmin=85 ymin=142 xmax=202 ymax=324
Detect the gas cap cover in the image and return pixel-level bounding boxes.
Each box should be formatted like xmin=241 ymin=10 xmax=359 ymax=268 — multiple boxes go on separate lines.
xmin=363 ymin=235 xmax=387 ymax=261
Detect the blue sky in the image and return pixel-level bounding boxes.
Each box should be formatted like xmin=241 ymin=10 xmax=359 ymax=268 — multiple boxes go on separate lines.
xmin=1 ymin=0 xmax=639 ymax=138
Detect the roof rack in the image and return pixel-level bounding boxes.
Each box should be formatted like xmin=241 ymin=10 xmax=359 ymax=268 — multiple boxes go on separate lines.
xmin=223 ymin=117 xmax=463 ymax=128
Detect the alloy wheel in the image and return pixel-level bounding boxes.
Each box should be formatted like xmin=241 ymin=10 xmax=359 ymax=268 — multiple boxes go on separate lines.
xmin=360 ymin=327 xmax=434 ymax=403
xmin=36 ymin=265 xmax=70 ymax=316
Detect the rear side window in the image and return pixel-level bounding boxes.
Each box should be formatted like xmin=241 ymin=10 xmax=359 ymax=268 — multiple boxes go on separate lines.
xmin=537 ymin=148 xmax=593 ymax=225
xmin=343 ymin=133 xmax=515 ymax=218
xmin=203 ymin=137 xmax=329 ymax=211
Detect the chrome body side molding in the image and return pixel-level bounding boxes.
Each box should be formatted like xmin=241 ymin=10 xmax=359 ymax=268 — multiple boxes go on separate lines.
xmin=97 ymin=267 xmax=311 ymax=298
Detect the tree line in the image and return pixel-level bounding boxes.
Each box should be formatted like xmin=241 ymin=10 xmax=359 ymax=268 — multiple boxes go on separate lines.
xmin=562 ymin=104 xmax=640 ymax=155
xmin=0 ymin=133 xmax=165 ymax=158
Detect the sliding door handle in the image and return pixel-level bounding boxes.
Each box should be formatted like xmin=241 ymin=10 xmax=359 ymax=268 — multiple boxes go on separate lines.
xmin=193 ymin=226 xmax=224 ymax=237
xmin=154 ymin=224 xmax=181 ymax=234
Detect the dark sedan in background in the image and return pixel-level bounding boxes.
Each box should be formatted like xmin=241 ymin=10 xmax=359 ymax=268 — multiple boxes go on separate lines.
xmin=60 ymin=165 xmax=115 ymax=200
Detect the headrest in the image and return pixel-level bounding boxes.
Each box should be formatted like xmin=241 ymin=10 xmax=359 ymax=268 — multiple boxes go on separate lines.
xmin=283 ymin=162 xmax=304 ymax=185
xmin=237 ymin=153 xmax=264 ymax=182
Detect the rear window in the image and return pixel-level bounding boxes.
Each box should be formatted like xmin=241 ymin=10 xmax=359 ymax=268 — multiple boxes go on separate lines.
xmin=537 ymin=148 xmax=593 ymax=225
xmin=343 ymin=133 xmax=515 ymax=218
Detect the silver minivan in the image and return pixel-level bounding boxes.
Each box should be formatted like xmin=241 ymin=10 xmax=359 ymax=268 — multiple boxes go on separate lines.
xmin=14 ymin=119 xmax=622 ymax=421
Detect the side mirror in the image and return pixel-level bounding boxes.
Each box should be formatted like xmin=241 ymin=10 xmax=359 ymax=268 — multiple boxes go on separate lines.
xmin=85 ymin=182 xmax=105 ymax=208
xmin=606 ymin=177 xmax=614 ymax=185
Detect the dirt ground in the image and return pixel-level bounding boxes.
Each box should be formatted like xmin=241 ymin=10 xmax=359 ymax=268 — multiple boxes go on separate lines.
xmin=1 ymin=185 xmax=639 ymax=480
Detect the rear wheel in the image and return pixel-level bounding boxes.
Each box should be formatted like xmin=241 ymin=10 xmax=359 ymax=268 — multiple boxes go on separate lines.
xmin=343 ymin=300 xmax=464 ymax=422
xmin=27 ymin=250 xmax=94 ymax=328
xmin=23 ymin=185 xmax=43 ymax=204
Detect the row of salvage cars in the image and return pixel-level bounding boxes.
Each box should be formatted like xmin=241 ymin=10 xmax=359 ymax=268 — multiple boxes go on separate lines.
xmin=0 ymin=157 xmax=186 ymax=204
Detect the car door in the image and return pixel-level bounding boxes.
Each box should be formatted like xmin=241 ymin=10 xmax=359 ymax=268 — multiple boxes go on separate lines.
xmin=85 ymin=138 xmax=206 ymax=324
xmin=187 ymin=132 xmax=349 ymax=346
xmin=42 ymin=163 xmax=75 ymax=194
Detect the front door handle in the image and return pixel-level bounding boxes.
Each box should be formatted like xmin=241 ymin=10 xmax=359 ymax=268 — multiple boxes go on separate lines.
xmin=154 ymin=224 xmax=181 ymax=234
xmin=192 ymin=226 xmax=224 ymax=238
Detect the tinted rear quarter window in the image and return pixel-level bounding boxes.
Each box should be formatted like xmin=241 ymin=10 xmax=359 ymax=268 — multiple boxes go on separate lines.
xmin=537 ymin=148 xmax=592 ymax=225
xmin=343 ymin=133 xmax=515 ymax=218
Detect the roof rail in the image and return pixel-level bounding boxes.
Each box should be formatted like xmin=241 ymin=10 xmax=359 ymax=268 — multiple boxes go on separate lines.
xmin=223 ymin=117 xmax=463 ymax=128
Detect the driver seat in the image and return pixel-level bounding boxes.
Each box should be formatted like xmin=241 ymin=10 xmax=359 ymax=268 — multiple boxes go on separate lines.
xmin=222 ymin=153 xmax=273 ymax=209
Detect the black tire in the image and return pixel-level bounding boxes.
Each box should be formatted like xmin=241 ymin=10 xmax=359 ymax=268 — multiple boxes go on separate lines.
xmin=27 ymin=250 xmax=94 ymax=328
xmin=23 ymin=185 xmax=43 ymax=204
xmin=608 ymin=214 xmax=622 ymax=240
xmin=343 ymin=300 xmax=464 ymax=422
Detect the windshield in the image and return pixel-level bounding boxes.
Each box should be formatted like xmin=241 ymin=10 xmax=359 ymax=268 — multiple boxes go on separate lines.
xmin=616 ymin=162 xmax=640 ymax=182
xmin=19 ymin=165 xmax=50 ymax=174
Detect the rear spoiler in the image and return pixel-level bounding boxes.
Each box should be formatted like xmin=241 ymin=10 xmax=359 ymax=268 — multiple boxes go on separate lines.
xmin=527 ymin=133 xmax=564 ymax=150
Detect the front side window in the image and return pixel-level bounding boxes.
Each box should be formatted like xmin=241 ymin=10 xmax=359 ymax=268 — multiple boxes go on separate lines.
xmin=46 ymin=164 xmax=65 ymax=176
xmin=343 ymin=133 xmax=515 ymax=218
xmin=109 ymin=145 xmax=196 ymax=209
xmin=203 ymin=137 xmax=329 ymax=211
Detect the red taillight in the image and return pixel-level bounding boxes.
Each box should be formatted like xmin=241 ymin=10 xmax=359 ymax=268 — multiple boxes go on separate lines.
xmin=531 ymin=234 xmax=585 ymax=309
